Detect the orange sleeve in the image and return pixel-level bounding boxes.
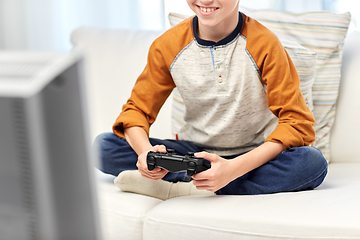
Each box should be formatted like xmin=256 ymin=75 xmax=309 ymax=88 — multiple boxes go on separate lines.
xmin=243 ymin=15 xmax=315 ymax=149
xmin=112 ymin=18 xmax=194 ymax=138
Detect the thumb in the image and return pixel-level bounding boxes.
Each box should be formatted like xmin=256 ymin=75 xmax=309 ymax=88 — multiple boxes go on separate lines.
xmin=194 ymin=151 xmax=218 ymax=163
xmin=153 ymin=144 xmax=167 ymax=153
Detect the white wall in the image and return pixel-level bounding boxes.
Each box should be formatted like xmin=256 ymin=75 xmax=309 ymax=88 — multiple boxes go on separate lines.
xmin=1 ymin=0 xmax=359 ymax=52
xmin=0 ymin=0 xmax=165 ymax=52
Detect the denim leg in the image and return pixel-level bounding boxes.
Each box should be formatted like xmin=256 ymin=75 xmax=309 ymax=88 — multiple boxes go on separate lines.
xmin=93 ymin=132 xmax=203 ymax=182
xmin=216 ymin=146 xmax=328 ymax=195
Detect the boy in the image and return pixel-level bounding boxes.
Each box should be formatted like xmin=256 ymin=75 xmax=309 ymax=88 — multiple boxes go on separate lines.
xmin=95 ymin=0 xmax=328 ymax=199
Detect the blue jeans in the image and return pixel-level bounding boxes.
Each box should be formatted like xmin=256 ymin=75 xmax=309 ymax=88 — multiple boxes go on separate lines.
xmin=94 ymin=132 xmax=328 ymax=195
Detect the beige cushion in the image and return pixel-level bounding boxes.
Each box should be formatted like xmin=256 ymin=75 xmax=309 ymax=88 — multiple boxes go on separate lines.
xmin=71 ymin=28 xmax=173 ymax=140
xmin=96 ymin=176 xmax=162 ymax=240
xmin=240 ymin=8 xmax=351 ymax=161
xmin=144 ymin=163 xmax=360 ymax=239
xmin=330 ymin=32 xmax=360 ymax=163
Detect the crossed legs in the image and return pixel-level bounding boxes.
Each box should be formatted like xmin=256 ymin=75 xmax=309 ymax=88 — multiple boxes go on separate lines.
xmin=94 ymin=132 xmax=328 ymax=197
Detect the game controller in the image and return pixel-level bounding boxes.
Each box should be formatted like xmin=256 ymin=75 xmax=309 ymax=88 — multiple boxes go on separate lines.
xmin=146 ymin=149 xmax=211 ymax=177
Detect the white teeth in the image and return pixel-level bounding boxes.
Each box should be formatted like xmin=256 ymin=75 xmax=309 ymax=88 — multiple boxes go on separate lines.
xmin=200 ymin=7 xmax=216 ymax=13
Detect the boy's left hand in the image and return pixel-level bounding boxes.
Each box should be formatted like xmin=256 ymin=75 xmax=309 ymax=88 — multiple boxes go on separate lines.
xmin=192 ymin=152 xmax=235 ymax=192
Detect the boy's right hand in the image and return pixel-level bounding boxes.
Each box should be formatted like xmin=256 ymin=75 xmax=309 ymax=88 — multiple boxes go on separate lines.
xmin=136 ymin=145 xmax=169 ymax=181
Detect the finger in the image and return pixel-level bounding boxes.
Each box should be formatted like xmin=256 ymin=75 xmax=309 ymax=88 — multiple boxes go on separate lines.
xmin=138 ymin=153 xmax=165 ymax=171
xmin=141 ymin=168 xmax=164 ymax=177
xmin=147 ymin=167 xmax=163 ymax=172
xmin=192 ymin=179 xmax=212 ymax=189
xmin=139 ymin=169 xmax=165 ymax=180
xmin=194 ymin=151 xmax=218 ymax=162
xmin=192 ymin=168 xmax=211 ymax=180
xmin=137 ymin=160 xmax=151 ymax=172
xmin=141 ymin=168 xmax=168 ymax=178
xmin=153 ymin=145 xmax=167 ymax=153
xmin=192 ymin=178 xmax=207 ymax=186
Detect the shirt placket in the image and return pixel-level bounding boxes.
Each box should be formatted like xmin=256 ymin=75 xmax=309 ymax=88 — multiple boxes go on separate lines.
xmin=211 ymin=46 xmax=229 ymax=97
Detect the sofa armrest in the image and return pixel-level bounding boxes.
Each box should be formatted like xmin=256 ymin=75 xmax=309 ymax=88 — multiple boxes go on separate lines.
xmin=331 ymin=31 xmax=360 ymax=163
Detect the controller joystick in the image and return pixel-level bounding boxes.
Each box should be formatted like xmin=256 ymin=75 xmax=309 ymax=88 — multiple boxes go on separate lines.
xmin=187 ymin=161 xmax=197 ymax=176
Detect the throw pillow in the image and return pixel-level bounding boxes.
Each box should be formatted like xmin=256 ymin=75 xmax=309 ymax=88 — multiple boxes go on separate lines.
xmin=240 ymin=8 xmax=351 ymax=161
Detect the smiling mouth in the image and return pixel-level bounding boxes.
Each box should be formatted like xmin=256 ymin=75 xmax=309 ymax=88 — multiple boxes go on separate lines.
xmin=198 ymin=6 xmax=219 ymax=13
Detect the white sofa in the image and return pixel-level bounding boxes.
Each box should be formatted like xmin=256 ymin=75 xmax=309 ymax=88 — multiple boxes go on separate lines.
xmin=71 ymin=23 xmax=360 ymax=240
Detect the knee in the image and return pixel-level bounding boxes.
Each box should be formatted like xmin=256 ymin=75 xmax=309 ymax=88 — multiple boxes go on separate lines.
xmin=93 ymin=132 xmax=119 ymax=150
xmin=296 ymin=147 xmax=328 ymax=190
xmin=283 ymin=146 xmax=328 ymax=175
xmin=92 ymin=132 xmax=113 ymax=161
xmin=92 ymin=132 xmax=122 ymax=163
xmin=278 ymin=146 xmax=328 ymax=191
xmin=94 ymin=132 xmax=112 ymax=143
xmin=301 ymin=146 xmax=328 ymax=169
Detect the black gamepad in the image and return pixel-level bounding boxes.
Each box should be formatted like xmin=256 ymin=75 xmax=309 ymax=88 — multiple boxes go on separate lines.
xmin=147 ymin=149 xmax=211 ymax=177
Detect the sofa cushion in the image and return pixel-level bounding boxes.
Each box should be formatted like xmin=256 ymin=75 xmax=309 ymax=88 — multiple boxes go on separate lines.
xmin=71 ymin=28 xmax=173 ymax=140
xmin=96 ymin=173 xmax=162 ymax=240
xmin=143 ymin=163 xmax=360 ymax=240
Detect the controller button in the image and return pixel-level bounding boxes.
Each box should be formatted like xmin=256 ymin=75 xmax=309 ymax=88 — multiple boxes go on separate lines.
xmin=188 ymin=161 xmax=196 ymax=168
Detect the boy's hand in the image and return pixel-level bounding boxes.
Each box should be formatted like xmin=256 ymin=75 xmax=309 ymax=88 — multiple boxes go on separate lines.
xmin=192 ymin=152 xmax=236 ymax=192
xmin=136 ymin=145 xmax=169 ymax=181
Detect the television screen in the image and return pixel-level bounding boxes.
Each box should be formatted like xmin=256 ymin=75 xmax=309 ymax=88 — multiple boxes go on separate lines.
xmin=0 ymin=52 xmax=102 ymax=240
